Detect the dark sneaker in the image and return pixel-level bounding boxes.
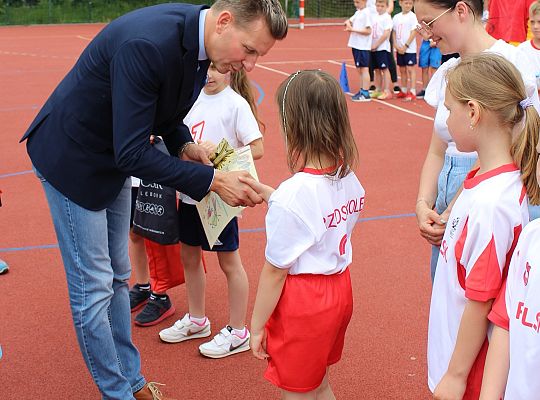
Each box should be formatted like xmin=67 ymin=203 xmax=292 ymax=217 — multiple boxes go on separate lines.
xmin=393 ymin=85 xmax=401 ymax=94
xmin=129 ymin=284 xmax=151 ymax=313
xmin=417 ymin=89 xmax=426 ymax=99
xmin=351 ymin=89 xmax=371 ymax=102
xmin=134 ymin=294 xmax=175 ymax=327
xmin=368 ymin=84 xmax=376 ymax=92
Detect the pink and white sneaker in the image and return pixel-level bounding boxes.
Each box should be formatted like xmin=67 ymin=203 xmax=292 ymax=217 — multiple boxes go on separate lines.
xmin=199 ymin=326 xmax=250 ymax=359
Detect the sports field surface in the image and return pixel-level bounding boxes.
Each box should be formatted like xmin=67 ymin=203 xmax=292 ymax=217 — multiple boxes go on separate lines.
xmin=0 ymin=23 xmax=435 ymax=399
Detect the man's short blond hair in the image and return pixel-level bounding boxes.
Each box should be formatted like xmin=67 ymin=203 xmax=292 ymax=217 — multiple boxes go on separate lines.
xmin=212 ymin=0 xmax=288 ymax=40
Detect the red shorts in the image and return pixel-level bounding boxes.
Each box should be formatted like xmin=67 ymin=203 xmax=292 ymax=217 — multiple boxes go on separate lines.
xmin=264 ymin=268 xmax=353 ymax=393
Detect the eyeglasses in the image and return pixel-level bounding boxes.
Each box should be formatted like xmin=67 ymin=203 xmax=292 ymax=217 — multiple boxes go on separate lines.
xmin=415 ymin=7 xmax=453 ymax=39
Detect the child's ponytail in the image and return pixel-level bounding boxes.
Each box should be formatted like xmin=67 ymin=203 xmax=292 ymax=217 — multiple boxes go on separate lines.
xmin=230 ymin=70 xmax=266 ymax=133
xmin=511 ymin=105 xmax=540 ymax=205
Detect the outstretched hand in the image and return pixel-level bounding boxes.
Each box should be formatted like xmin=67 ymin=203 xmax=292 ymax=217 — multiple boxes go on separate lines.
xmin=238 ymin=176 xmax=275 ymax=203
xmin=210 ymin=170 xmax=263 ymax=207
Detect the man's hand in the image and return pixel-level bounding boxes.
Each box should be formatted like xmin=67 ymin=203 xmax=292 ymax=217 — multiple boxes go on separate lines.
xmin=210 ymin=170 xmax=263 ymax=207
xmin=197 ymin=140 xmax=217 ymax=159
xmin=181 ymin=142 xmax=212 ymax=165
xmin=238 ymin=176 xmax=275 ymax=203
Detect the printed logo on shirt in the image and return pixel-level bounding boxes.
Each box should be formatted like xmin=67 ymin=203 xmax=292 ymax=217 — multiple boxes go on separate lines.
xmin=322 ymin=196 xmax=365 ymax=229
xmin=523 ymin=261 xmax=531 ymax=286
xmin=448 ymin=217 xmax=460 ymax=239
xmin=440 ymin=239 xmax=449 ymax=263
xmin=515 ymin=301 xmax=540 ymax=333
xmin=191 ymin=120 xmax=205 ymax=142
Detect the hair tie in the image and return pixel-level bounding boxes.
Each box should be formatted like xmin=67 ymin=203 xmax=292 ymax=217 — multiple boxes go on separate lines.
xmin=282 ymin=71 xmax=301 ymax=135
xmin=520 ymin=97 xmax=533 ymax=110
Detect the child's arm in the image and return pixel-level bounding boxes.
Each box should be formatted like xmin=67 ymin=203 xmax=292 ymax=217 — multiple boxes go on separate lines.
xmin=248 ymin=138 xmax=264 ymax=160
xmin=403 ymin=29 xmax=417 ymax=51
xmin=479 ymin=325 xmax=509 ymax=400
xmin=238 ymin=176 xmax=274 ymax=202
xmin=250 ymin=261 xmax=289 ymax=360
xmin=392 ymin=30 xmax=404 ymax=54
xmin=434 ymin=299 xmax=494 ymax=400
xmin=372 ymin=28 xmax=391 ymax=50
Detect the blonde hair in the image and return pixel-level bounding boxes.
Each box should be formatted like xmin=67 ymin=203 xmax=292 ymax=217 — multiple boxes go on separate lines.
xmin=230 ymin=69 xmax=265 ymax=133
xmin=446 ymin=53 xmax=540 ymax=204
xmin=275 ymin=70 xmax=358 ymax=179
xmin=530 ymin=1 xmax=540 ymax=17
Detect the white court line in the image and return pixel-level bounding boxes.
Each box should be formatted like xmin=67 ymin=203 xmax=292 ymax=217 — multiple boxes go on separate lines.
xmin=255 ymin=63 xmax=290 ymax=77
xmin=258 ymin=60 xmax=434 ymax=122
xmin=259 ymin=59 xmax=333 ymax=65
xmin=76 ymin=35 xmax=92 ymax=41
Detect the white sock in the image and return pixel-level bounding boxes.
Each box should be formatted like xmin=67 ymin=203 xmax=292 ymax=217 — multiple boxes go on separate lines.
xmin=401 ymin=86 xmax=407 ymax=93
xmin=232 ymin=326 xmax=248 ymax=338
xmin=410 ymin=88 xmax=416 ymax=95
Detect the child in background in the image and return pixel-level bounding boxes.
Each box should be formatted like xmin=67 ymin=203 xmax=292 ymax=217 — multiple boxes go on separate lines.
xmin=345 ymin=0 xmax=373 ymax=102
xmin=392 ymin=0 xmax=418 ymax=101
xmin=248 ymin=70 xmax=365 ymax=399
xmin=159 ymin=64 xmax=263 ymax=359
xmin=417 ymin=38 xmax=441 ymax=99
xmin=428 ymin=53 xmax=539 ymax=400
xmin=370 ymin=0 xmax=393 ymax=99
xmin=480 ymin=174 xmax=540 ymax=398
xmin=518 ymin=1 xmax=540 ymax=93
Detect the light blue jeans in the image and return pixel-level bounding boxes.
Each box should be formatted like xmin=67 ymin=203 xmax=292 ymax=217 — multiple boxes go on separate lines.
xmin=36 ymin=169 xmax=145 ymax=399
xmin=430 ymin=154 xmax=477 ymax=282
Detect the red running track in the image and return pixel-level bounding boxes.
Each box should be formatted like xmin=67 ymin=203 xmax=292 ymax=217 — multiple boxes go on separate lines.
xmin=0 ymin=23 xmax=435 ymax=399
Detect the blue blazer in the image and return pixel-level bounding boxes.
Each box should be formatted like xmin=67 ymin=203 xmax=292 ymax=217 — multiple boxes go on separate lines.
xmin=21 ymin=4 xmax=214 ymax=211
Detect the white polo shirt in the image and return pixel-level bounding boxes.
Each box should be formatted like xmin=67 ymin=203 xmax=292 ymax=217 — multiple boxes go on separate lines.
xmin=427 ymin=164 xmax=529 ymax=393
xmin=265 ymin=169 xmax=365 ymax=275
xmin=489 ymin=218 xmax=540 ymax=400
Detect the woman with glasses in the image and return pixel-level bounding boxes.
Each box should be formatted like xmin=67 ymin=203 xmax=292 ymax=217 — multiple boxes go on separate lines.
xmin=413 ymin=0 xmax=540 ymax=283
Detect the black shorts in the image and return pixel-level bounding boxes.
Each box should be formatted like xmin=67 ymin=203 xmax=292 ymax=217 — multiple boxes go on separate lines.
xmin=352 ymin=48 xmax=370 ymax=68
xmin=130 ymin=186 xmax=138 ymax=228
xmin=178 ymin=202 xmax=239 ymax=252
xmin=396 ymin=53 xmax=417 ymax=67
xmin=371 ymin=50 xmax=390 ymax=69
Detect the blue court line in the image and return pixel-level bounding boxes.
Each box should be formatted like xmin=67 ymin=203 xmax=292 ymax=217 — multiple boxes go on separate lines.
xmin=0 ymin=170 xmax=33 ymax=179
xmin=251 ymin=80 xmax=265 ymax=105
xmin=0 ymin=213 xmax=415 ymax=253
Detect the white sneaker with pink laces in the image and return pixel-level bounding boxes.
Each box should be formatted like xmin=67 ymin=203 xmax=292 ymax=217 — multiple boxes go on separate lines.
xmin=199 ymin=326 xmax=250 ymax=358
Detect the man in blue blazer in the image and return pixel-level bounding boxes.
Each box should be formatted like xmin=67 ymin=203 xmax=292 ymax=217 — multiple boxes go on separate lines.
xmin=20 ymin=1 xmax=287 ymax=398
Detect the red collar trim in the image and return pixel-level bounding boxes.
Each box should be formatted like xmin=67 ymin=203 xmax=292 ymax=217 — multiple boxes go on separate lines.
xmin=463 ymin=163 xmax=519 ymax=189
xmin=301 ymin=165 xmax=338 ymax=175
xmin=531 ymin=39 xmax=540 ymax=50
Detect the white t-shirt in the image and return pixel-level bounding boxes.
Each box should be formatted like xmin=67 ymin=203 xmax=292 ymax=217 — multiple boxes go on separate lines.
xmin=367 ymin=0 xmax=377 ymax=16
xmin=425 ymin=40 xmax=540 ymax=156
xmin=181 ymin=85 xmax=263 ymax=204
xmin=518 ymin=40 xmax=540 ymax=89
xmin=392 ymin=11 xmax=418 ymax=54
xmin=347 ymin=8 xmax=373 ymax=51
xmin=372 ymin=12 xmax=393 ymax=52
xmin=427 ymin=164 xmax=529 ymax=393
xmin=265 ymin=169 xmax=365 ymax=275
xmin=489 ymin=218 xmax=540 ymax=400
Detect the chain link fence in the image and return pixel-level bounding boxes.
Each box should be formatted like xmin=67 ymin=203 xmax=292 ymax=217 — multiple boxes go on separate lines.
xmin=0 ymin=0 xmax=366 ymax=26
